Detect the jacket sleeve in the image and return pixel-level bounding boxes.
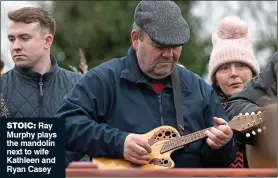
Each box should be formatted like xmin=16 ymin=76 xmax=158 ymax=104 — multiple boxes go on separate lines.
xmin=224 ymin=52 xmax=277 ymax=145
xmin=55 ymin=69 xmax=129 ymax=158
xmin=201 ymin=86 xmax=236 ymax=167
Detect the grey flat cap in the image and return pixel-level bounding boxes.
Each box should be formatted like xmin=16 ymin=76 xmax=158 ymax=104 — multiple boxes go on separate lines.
xmin=134 ymin=1 xmax=190 ymax=46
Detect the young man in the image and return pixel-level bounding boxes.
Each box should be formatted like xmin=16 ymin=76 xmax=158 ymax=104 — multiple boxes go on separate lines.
xmin=0 ymin=7 xmax=86 ymax=166
xmin=56 ymin=1 xmax=236 ymax=168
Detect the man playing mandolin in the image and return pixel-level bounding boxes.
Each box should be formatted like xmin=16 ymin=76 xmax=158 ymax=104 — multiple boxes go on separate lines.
xmin=56 ymin=1 xmax=236 ymax=168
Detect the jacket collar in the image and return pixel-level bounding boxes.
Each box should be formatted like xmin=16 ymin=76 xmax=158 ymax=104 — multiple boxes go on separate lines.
xmin=120 ymin=46 xmax=148 ymax=84
xmin=120 ymin=46 xmax=190 ymax=93
xmin=14 ymin=55 xmax=59 ymax=84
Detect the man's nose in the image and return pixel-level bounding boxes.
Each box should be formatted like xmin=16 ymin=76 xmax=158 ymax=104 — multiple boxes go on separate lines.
xmin=12 ymin=39 xmax=22 ymax=51
xmin=161 ymin=48 xmax=174 ymax=58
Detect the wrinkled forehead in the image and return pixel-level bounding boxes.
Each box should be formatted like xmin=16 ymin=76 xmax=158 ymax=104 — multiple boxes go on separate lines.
xmin=8 ymin=21 xmax=42 ymax=36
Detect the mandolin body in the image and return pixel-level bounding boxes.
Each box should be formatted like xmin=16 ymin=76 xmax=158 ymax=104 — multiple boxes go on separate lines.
xmin=93 ymin=126 xmax=183 ymax=169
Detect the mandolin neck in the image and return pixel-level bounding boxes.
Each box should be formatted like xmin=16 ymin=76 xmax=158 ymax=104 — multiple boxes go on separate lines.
xmin=160 ymin=122 xmax=234 ymax=154
xmin=160 ymin=128 xmax=208 ymax=153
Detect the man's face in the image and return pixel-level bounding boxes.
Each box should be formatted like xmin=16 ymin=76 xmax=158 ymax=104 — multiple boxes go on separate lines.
xmin=8 ymin=21 xmax=49 ymax=70
xmin=132 ymin=30 xmax=182 ymax=79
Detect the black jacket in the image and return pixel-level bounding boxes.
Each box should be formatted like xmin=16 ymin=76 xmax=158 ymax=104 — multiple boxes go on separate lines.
xmin=0 ymin=92 xmax=9 ymax=117
xmin=0 ymin=55 xmax=88 ymax=166
xmin=0 ymin=55 xmax=81 ymax=117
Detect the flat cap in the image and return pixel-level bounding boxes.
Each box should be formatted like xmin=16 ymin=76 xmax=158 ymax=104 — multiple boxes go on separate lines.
xmin=134 ymin=1 xmax=190 ymax=46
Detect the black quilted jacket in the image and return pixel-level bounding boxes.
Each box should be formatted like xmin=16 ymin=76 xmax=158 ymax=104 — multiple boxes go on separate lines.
xmin=0 ymin=55 xmax=89 ymax=166
xmin=0 ymin=55 xmax=81 ymax=117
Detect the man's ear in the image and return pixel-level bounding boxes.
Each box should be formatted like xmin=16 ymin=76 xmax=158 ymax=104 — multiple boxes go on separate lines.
xmin=44 ymin=34 xmax=53 ymax=49
xmin=131 ymin=30 xmax=139 ymax=51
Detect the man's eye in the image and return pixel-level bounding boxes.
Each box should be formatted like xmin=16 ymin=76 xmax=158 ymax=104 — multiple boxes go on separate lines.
xmin=154 ymin=45 xmax=162 ymax=49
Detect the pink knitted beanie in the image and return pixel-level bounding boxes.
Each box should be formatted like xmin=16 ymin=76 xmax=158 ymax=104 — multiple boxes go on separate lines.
xmin=208 ymin=16 xmax=260 ymax=83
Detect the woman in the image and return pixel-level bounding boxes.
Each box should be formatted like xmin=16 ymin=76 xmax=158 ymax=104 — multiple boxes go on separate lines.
xmin=208 ymin=16 xmax=260 ymax=168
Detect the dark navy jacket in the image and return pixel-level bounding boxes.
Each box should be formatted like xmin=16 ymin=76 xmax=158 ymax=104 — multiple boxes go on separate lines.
xmin=56 ymin=46 xmax=236 ymax=168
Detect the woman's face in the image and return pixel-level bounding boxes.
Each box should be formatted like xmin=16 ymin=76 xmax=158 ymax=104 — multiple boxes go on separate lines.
xmin=215 ymin=62 xmax=253 ymax=98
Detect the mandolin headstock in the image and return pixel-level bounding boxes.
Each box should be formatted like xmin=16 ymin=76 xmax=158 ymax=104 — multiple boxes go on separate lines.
xmin=228 ymin=111 xmax=267 ymax=137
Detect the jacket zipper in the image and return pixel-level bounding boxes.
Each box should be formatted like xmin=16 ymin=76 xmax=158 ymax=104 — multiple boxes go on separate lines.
xmin=145 ymin=83 xmax=165 ymax=126
xmin=158 ymin=94 xmax=164 ymax=125
xmin=38 ymin=77 xmax=44 ymax=117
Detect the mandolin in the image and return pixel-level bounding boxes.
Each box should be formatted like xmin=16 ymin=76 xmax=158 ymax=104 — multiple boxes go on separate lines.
xmin=93 ymin=111 xmax=266 ymax=169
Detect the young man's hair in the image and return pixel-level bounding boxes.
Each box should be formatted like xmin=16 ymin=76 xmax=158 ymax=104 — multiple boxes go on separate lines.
xmin=8 ymin=7 xmax=56 ymax=36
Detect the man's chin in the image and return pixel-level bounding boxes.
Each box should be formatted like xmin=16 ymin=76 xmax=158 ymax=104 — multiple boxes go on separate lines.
xmin=153 ymin=70 xmax=173 ymax=79
xmin=15 ymin=63 xmax=32 ymax=70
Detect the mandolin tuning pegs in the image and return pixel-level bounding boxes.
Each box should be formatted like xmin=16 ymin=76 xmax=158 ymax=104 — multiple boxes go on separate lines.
xmin=263 ymin=126 xmax=267 ymax=130
xmin=245 ymin=112 xmax=250 ymax=115
xmin=252 ymin=131 xmax=256 ymax=135
xmin=251 ymin=112 xmax=255 ymax=115
xmin=239 ymin=113 xmax=243 ymax=116
xmin=246 ymin=133 xmax=250 ymax=138
xmin=257 ymin=128 xmax=262 ymax=133
xmin=257 ymin=111 xmax=262 ymax=114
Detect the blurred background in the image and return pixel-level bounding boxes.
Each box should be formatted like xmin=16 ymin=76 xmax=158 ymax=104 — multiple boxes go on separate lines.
xmin=1 ymin=1 xmax=277 ymax=81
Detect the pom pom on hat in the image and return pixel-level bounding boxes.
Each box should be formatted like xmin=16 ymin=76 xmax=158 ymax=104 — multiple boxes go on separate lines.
xmin=218 ymin=16 xmax=248 ymax=39
xmin=208 ymin=15 xmax=260 ymax=83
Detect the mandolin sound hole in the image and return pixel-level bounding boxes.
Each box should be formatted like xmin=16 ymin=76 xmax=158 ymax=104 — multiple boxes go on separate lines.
xmin=159 ymin=159 xmax=169 ymax=165
xmin=165 ymin=131 xmax=171 ymax=136
xmin=149 ymin=158 xmax=171 ymax=168
xmin=149 ymin=128 xmax=180 ymax=146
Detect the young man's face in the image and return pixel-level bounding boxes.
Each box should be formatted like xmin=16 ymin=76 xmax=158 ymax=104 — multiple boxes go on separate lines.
xmin=132 ymin=30 xmax=182 ymax=79
xmin=8 ymin=21 xmax=49 ymax=70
